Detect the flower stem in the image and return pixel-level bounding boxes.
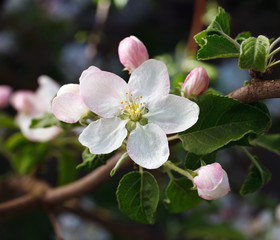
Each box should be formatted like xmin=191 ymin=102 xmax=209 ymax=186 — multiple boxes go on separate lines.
xmin=268 ymin=46 xmax=280 ymax=59
xmin=269 ymin=37 xmax=280 ymax=52
xmin=267 ymin=59 xmax=280 ymax=68
xmin=167 ymin=134 xmax=180 ymax=141
xmin=110 ymin=152 xmax=129 ymax=176
xmin=164 ymin=161 xmax=194 ymax=180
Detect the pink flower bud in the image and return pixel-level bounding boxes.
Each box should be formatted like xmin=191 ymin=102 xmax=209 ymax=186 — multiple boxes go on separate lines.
xmin=0 ymin=85 xmax=12 ymax=108
xmin=193 ymin=162 xmax=230 ymax=200
xmin=10 ymin=90 xmax=38 ymax=114
xmin=118 ymin=36 xmax=149 ymax=72
xmin=182 ymin=66 xmax=209 ymax=98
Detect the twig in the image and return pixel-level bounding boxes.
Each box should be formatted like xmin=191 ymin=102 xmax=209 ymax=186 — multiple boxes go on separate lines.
xmin=186 ymin=0 xmax=207 ymax=54
xmin=227 ymin=79 xmax=280 ymax=103
xmin=48 ymin=211 xmax=64 ymax=240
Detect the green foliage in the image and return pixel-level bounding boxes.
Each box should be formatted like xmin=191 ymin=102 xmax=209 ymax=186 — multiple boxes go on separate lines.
xmin=58 ymin=150 xmax=77 ymax=186
xmin=76 ymin=148 xmax=112 ymax=170
xmin=186 ymin=224 xmax=246 ymax=240
xmin=5 ymin=133 xmax=50 ymax=174
xmin=116 ymin=171 xmax=159 ymax=224
xmin=165 ymin=178 xmax=202 ymax=213
xmin=239 ymin=35 xmax=270 ymax=72
xmin=0 ymin=113 xmax=16 ymax=128
xmin=30 ymin=112 xmax=60 ymax=128
xmin=179 ymin=94 xmax=271 ymax=155
xmin=185 ymin=152 xmax=216 ymax=170
xmin=235 ymin=32 xmax=251 ymax=44
xmin=250 ymin=134 xmax=280 ymax=155
xmin=240 ymin=157 xmax=271 ymax=195
xmin=194 ymin=7 xmax=240 ymax=60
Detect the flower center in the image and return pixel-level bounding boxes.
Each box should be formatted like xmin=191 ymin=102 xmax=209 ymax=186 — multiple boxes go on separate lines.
xmin=119 ymin=93 xmax=148 ymax=122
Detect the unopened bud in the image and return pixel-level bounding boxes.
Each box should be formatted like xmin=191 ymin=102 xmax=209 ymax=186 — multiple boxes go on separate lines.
xmin=182 ymin=67 xmax=209 ymax=98
xmin=0 ymin=85 xmax=12 ymax=108
xmin=193 ymin=162 xmax=230 ymax=200
xmin=118 ymin=36 xmax=149 ymax=72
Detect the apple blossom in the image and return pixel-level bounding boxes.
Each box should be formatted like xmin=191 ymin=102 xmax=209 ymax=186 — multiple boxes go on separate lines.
xmin=11 ymin=75 xmax=61 ymax=142
xmin=182 ymin=66 xmax=209 ymax=98
xmin=0 ymin=85 xmax=12 ymax=108
xmin=193 ymin=162 xmax=230 ymax=200
xmin=78 ymin=59 xmax=199 ymax=169
xmin=118 ymin=36 xmax=149 ymax=72
xmin=52 ymin=66 xmax=100 ymax=123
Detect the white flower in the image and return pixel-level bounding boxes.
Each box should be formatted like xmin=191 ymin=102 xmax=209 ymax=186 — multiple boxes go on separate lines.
xmin=11 ymin=75 xmax=61 ymax=142
xmin=52 ymin=66 xmax=100 ymax=123
xmin=79 ymin=59 xmax=199 ymax=169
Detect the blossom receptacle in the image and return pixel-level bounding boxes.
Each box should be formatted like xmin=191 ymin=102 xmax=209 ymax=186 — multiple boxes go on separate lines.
xmin=193 ymin=162 xmax=230 ymax=200
xmin=182 ymin=66 xmax=209 ymax=98
xmin=0 ymin=85 xmax=12 ymax=108
xmin=118 ymin=36 xmax=149 ymax=72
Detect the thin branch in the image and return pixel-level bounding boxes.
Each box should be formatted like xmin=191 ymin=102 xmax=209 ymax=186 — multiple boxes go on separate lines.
xmin=227 ymin=79 xmax=280 ymax=103
xmin=0 ymin=152 xmax=131 ymax=219
xmin=186 ymin=0 xmax=207 ymax=54
xmin=48 ymin=211 xmax=65 ymax=240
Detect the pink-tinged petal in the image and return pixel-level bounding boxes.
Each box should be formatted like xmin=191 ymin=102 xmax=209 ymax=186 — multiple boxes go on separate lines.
xmin=16 ymin=113 xmax=61 ymax=142
xmin=127 ymin=123 xmax=169 ymax=169
xmin=79 ymin=66 xmax=101 ymax=83
xmin=80 ymin=71 xmax=129 ymax=118
xmin=146 ymin=94 xmax=199 ymax=134
xmin=194 ymin=163 xmax=223 ymax=191
xmin=118 ymin=36 xmax=149 ymax=72
xmin=128 ymin=59 xmax=170 ymax=106
xmin=0 ymin=85 xmax=12 ymax=108
xmin=36 ymin=75 xmax=60 ymax=113
xmin=194 ymin=163 xmax=230 ymax=200
xmin=10 ymin=90 xmax=38 ymax=114
xmin=182 ymin=67 xmax=209 ymax=98
xmin=57 ymin=84 xmax=80 ymax=96
xmin=52 ymin=93 xmax=89 ymax=123
xmin=79 ymin=117 xmax=127 ymax=154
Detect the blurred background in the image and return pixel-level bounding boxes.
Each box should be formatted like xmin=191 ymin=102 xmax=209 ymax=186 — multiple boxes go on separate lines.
xmin=1 ymin=0 xmax=280 ymax=239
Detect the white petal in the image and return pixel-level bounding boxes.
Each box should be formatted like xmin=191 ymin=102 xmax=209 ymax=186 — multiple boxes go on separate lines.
xmin=80 ymin=71 xmax=129 ymax=118
xmin=128 ymin=59 xmax=170 ymax=106
xmin=57 ymin=84 xmax=80 ymax=96
xmin=79 ymin=117 xmax=128 ymax=154
xmin=127 ymin=123 xmax=169 ymax=169
xmin=52 ymin=93 xmax=89 ymax=123
xmin=79 ymin=66 xmax=101 ymax=83
xmin=16 ymin=113 xmax=61 ymax=142
xmin=146 ymin=94 xmax=199 ymax=134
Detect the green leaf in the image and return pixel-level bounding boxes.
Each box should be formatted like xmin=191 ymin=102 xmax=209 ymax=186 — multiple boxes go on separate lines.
xmin=0 ymin=113 xmax=16 ymax=128
xmin=207 ymin=7 xmax=230 ymax=35
xmin=239 ymin=35 xmax=270 ymax=72
xmin=11 ymin=143 xmax=50 ymax=174
xmin=196 ymin=35 xmax=240 ymax=60
xmin=179 ymin=94 xmax=271 ymax=155
xmin=116 ymin=171 xmax=159 ymax=224
xmin=250 ymin=134 xmax=280 ymax=155
xmin=58 ymin=150 xmax=77 ymax=186
xmin=30 ymin=112 xmax=61 ymax=128
xmin=76 ymin=148 xmax=112 ymax=170
xmin=185 ymin=152 xmax=216 ymax=170
xmin=165 ymin=178 xmax=202 ymax=213
xmin=235 ymin=32 xmax=251 ymax=44
xmin=240 ymin=157 xmax=271 ymax=195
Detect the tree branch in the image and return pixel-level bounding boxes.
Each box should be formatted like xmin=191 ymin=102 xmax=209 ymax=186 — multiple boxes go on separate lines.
xmin=227 ymin=79 xmax=280 ymax=103
xmin=0 ymin=152 xmax=132 ymax=219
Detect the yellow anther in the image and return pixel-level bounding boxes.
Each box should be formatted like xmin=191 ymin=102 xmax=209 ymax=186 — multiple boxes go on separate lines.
xmin=135 ymin=97 xmax=138 ymax=100
xmin=120 ymin=108 xmax=123 ymax=111
xmin=120 ymin=101 xmax=123 ymax=104
xmin=143 ymin=102 xmax=146 ymax=104
xmin=126 ymin=92 xmax=128 ymax=95
xmin=140 ymin=103 xmax=143 ymax=106
xmin=125 ymin=105 xmax=129 ymax=109
xmin=125 ymin=101 xmax=127 ymax=103
xmin=140 ymin=96 xmax=142 ymax=98
xmin=130 ymin=93 xmax=132 ymax=96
